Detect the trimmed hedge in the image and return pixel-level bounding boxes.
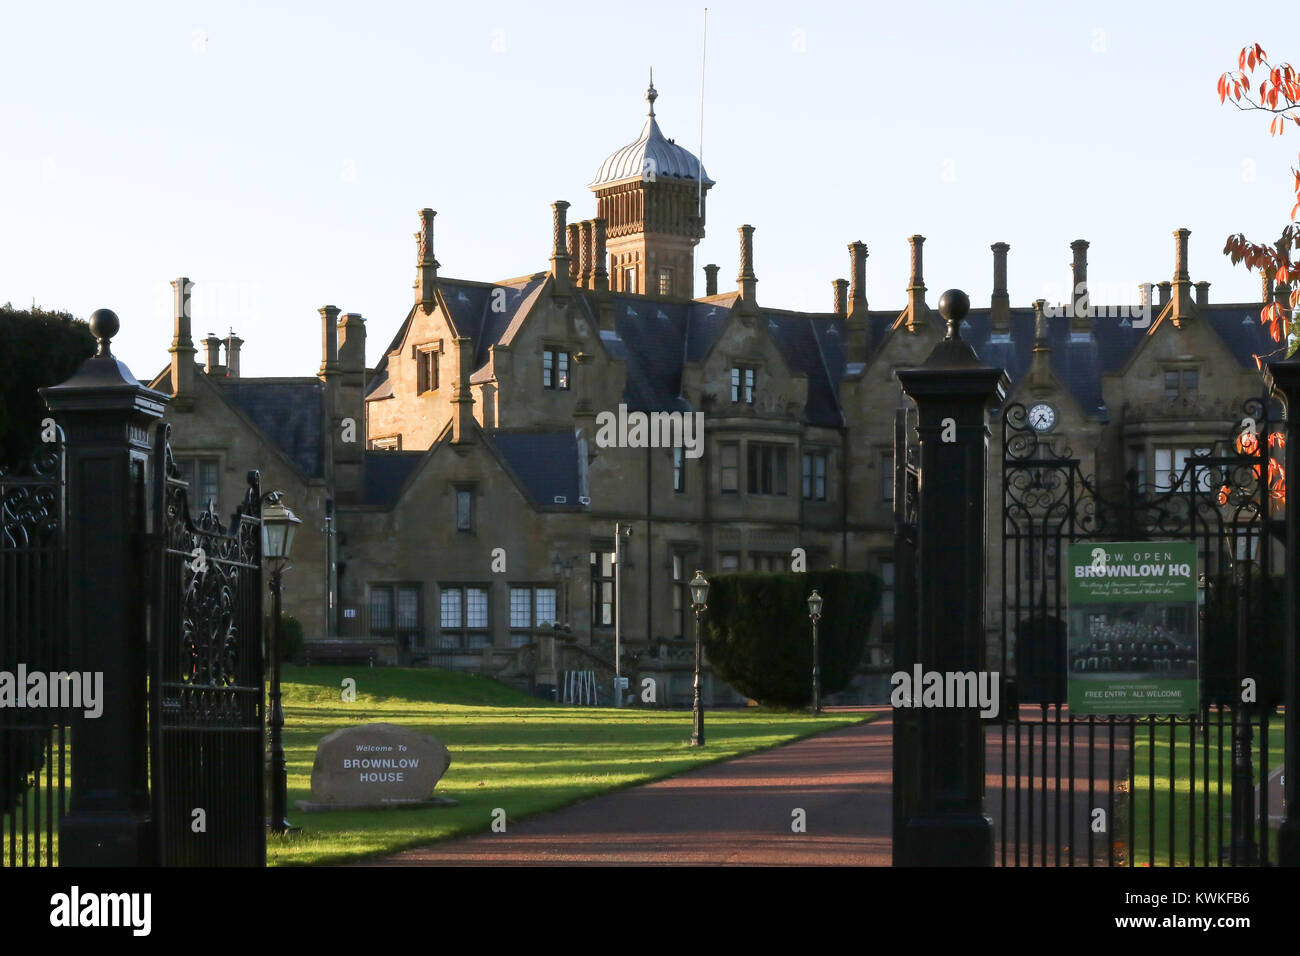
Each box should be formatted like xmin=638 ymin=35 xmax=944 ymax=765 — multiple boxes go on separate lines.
xmin=701 ymin=569 xmax=881 ymax=708
xmin=0 ymin=305 xmax=94 ymax=468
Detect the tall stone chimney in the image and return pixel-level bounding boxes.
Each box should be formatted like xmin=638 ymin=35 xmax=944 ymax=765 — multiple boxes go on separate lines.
xmin=203 ymin=333 xmax=223 ymax=376
xmin=832 ymin=279 xmax=848 ymax=317
xmin=224 ymin=331 xmax=243 ymax=379
xmin=1195 ymin=281 xmax=1210 ymax=308
xmin=991 ymin=242 xmax=1010 ymax=334
xmin=1158 ymin=281 xmax=1171 ymax=308
xmin=579 ymin=220 xmax=594 ymax=290
xmin=848 ymin=241 xmax=868 ymax=316
xmin=1070 ymin=239 xmax=1089 ymax=330
xmin=415 ymin=208 xmax=439 ymax=310
xmin=451 ymin=336 xmax=477 ymax=444
xmin=319 ymin=304 xmax=341 ymax=381
xmin=1171 ymin=227 xmax=1194 ymax=326
xmin=904 ymin=234 xmax=928 ymax=331
xmin=334 ymin=312 xmax=367 ymax=504
xmin=567 ymin=223 xmax=580 ymax=283
xmin=737 ymin=225 xmax=757 ymax=306
xmin=169 ymin=277 xmax=196 ymax=399
xmin=1262 ymin=269 xmax=1275 ymax=303
xmin=703 ymin=263 xmax=719 ymax=296
xmin=593 ymin=218 xmax=609 ymax=294
xmin=550 ymin=201 xmax=571 ymax=295
xmin=1138 ymin=282 xmax=1153 ymax=315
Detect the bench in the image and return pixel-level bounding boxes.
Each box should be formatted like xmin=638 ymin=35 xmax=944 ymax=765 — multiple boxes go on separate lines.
xmin=302 ymin=641 xmax=380 ymax=667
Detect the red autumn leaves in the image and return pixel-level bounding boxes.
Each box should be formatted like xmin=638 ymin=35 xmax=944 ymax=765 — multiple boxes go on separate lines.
xmin=1218 ymin=429 xmax=1286 ymax=504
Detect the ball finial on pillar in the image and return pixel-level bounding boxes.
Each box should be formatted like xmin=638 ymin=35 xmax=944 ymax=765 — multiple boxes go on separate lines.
xmin=89 ymin=308 xmax=120 ymax=356
xmin=938 ymin=289 xmax=970 ymax=341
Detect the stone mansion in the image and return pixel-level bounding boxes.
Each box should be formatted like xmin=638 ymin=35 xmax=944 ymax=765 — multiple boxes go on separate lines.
xmin=145 ymin=79 xmax=1280 ymax=704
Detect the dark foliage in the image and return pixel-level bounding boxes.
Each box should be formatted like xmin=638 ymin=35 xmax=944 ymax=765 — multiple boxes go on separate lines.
xmin=0 ymin=305 xmax=95 ymax=468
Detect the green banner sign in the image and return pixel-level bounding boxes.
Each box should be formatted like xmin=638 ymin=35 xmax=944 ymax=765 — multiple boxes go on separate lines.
xmin=1066 ymin=541 xmax=1199 ymax=715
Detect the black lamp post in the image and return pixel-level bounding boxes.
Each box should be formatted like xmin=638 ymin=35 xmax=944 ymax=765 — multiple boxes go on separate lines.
xmin=262 ymin=493 xmax=301 ymax=835
xmin=808 ymin=589 xmax=824 ymax=714
xmin=689 ymin=570 xmax=709 ymax=746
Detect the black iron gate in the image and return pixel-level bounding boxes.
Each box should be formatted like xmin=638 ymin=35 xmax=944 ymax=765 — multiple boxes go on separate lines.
xmin=0 ymin=437 xmax=68 ymax=867
xmin=149 ymin=426 xmax=266 ymax=866
xmin=999 ymin=399 xmax=1285 ymax=866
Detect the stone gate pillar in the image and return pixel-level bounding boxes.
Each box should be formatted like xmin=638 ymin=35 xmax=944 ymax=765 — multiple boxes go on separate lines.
xmin=895 ymin=290 xmax=1008 ymax=866
xmin=42 ymin=310 xmax=168 ymax=866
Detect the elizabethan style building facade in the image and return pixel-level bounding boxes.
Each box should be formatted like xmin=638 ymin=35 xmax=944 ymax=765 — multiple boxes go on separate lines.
xmin=148 ymin=79 xmax=1280 ymax=703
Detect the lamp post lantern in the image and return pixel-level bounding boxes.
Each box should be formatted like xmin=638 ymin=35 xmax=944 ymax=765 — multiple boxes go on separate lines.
xmin=808 ymin=589 xmax=824 ymax=714
xmin=262 ymin=493 xmax=301 ymax=836
xmin=689 ymin=570 xmax=710 ymax=746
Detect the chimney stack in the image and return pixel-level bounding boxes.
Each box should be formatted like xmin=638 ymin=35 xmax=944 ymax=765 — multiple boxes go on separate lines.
xmin=737 ymin=225 xmax=757 ymax=305
xmin=991 ymin=242 xmax=1010 ymax=333
xmin=1158 ymin=281 xmax=1171 ymax=308
xmin=224 ymin=331 xmax=243 ymax=379
xmin=593 ymin=218 xmax=609 ymax=294
xmin=319 ymin=304 xmax=341 ymax=380
xmin=415 ymin=208 xmax=439 ymax=310
xmin=1028 ymin=298 xmax=1052 ymax=385
xmin=848 ymin=241 xmax=868 ymax=316
xmin=169 ymin=277 xmax=196 ymax=398
xmin=704 ymin=263 xmax=719 ymax=296
xmin=550 ymin=201 xmax=571 ymax=294
xmin=832 ymin=279 xmax=849 ymax=317
xmin=451 ymin=336 xmax=477 ymax=444
xmin=1070 ymin=239 xmax=1089 ymax=327
xmin=567 ymin=223 xmax=580 ymax=283
xmin=905 ymin=234 xmax=927 ymax=330
xmin=1195 ymin=281 xmax=1210 ymax=308
xmin=1262 ymin=269 xmax=1275 ymax=303
xmin=1171 ymin=227 xmax=1193 ymax=326
xmin=334 ymin=312 xmax=367 ymax=504
xmin=203 ymin=333 xmax=223 ymax=376
xmin=1138 ymin=282 xmax=1153 ymax=314
xmin=579 ymin=220 xmax=594 ymax=289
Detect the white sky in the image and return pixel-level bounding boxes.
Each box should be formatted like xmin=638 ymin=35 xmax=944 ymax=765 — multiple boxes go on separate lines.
xmin=0 ymin=1 xmax=1290 ymax=379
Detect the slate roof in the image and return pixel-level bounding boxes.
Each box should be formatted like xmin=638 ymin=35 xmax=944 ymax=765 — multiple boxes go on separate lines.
xmin=217 ymin=379 xmax=325 ymax=478
xmin=485 ymin=430 xmax=583 ymax=508
xmin=360 ymin=451 xmax=423 ymax=507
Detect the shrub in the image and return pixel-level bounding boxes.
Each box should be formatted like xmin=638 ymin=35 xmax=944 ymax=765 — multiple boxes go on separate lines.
xmin=701 ymin=569 xmax=881 ymax=708
xmin=277 ymin=613 xmax=305 ymax=662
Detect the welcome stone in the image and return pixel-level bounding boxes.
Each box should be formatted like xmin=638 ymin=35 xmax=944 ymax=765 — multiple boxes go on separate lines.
xmin=304 ymin=723 xmax=453 ymax=810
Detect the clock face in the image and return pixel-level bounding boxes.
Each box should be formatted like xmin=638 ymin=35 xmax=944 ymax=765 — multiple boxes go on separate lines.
xmin=1028 ymin=403 xmax=1056 ymax=432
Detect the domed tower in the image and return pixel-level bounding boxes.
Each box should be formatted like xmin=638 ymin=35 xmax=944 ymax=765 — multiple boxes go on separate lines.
xmin=589 ymin=72 xmax=713 ymax=298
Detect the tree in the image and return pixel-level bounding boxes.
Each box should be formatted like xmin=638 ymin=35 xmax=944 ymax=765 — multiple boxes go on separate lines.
xmin=1218 ymin=43 xmax=1300 ymax=359
xmin=701 ymin=569 xmax=881 ymax=708
xmin=0 ymin=305 xmax=95 ymax=468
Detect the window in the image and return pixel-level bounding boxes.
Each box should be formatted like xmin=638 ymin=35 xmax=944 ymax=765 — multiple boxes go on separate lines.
xmin=623 ymin=267 xmax=636 ymax=292
xmin=748 ymin=553 xmax=787 ymax=572
xmin=370 ymin=584 xmax=422 ymax=647
xmin=879 ymin=558 xmax=895 ymax=626
xmin=590 ymin=550 xmax=616 ymax=627
xmin=746 ymin=443 xmax=789 ymax=496
xmin=370 ymin=435 xmax=401 ymax=451
xmin=1164 ymin=368 xmax=1199 ymax=402
xmin=730 ymin=366 xmax=756 ymax=404
xmin=671 ymin=552 xmax=689 ymax=640
xmin=802 ymin=450 xmax=828 ymax=501
xmin=672 ymin=446 xmax=686 ymax=493
xmin=543 ymin=349 xmax=571 ymax=390
xmin=657 ymin=268 xmax=673 ymax=296
xmin=1154 ymin=446 xmax=1213 ymax=491
xmin=720 ymin=442 xmax=739 ymax=493
xmin=1127 ymin=445 xmax=1146 ymax=490
xmin=718 ymin=552 xmax=740 ymax=572
xmin=508 ymin=585 xmax=558 ymax=646
xmin=880 ymin=450 xmax=894 ymax=502
xmin=416 ymin=346 xmax=439 ymax=393
xmin=177 ymin=457 xmax=220 ymax=514
xmin=439 ymin=585 xmax=489 ymax=649
xmin=455 ymin=487 xmax=474 ymax=532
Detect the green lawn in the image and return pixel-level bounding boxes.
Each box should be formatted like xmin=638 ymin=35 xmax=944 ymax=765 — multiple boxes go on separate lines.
xmin=271 ymin=666 xmax=869 ymax=866
xmin=1124 ymin=715 xmax=1283 ymax=866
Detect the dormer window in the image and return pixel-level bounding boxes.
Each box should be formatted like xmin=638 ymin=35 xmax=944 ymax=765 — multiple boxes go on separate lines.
xmin=1164 ymin=368 xmax=1198 ymax=402
xmin=416 ymin=344 xmax=440 ymax=394
xmin=544 ymin=349 xmax=570 ymax=390
xmin=731 ymin=365 xmax=756 ymax=404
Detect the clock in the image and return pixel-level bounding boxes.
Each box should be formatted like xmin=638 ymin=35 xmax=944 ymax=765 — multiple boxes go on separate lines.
xmin=1028 ymin=403 xmax=1057 ymax=432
